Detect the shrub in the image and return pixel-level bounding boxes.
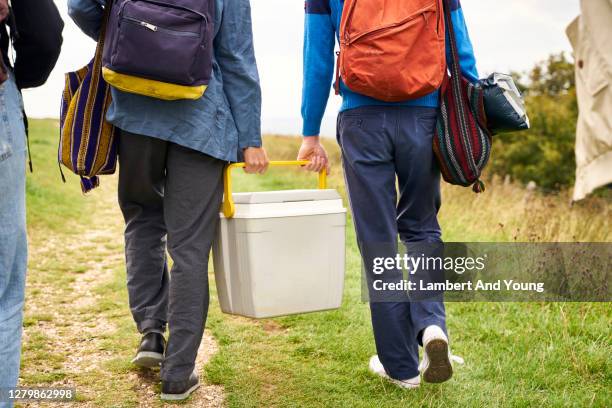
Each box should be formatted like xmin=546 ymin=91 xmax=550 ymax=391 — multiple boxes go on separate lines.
xmin=489 ymin=53 xmax=578 ymax=191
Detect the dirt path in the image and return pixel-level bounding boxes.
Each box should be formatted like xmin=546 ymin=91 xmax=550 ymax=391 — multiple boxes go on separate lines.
xmin=21 ymin=178 xmax=224 ymax=407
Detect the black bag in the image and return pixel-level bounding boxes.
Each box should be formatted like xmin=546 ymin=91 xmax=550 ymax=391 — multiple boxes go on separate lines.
xmin=480 ymin=73 xmax=530 ymax=135
xmin=7 ymin=0 xmax=64 ymax=88
xmin=0 ymin=0 xmax=63 ymax=171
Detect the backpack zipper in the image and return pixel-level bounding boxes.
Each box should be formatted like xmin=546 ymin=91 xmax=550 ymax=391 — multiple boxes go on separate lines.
xmin=344 ymin=2 xmax=437 ymax=45
xmin=123 ymin=16 xmax=200 ymax=37
xmin=118 ymin=0 xmax=208 ymax=22
xmin=139 ymin=20 xmax=157 ymax=31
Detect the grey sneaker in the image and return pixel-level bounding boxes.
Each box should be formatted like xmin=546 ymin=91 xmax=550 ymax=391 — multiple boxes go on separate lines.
xmin=161 ymin=370 xmax=200 ymax=401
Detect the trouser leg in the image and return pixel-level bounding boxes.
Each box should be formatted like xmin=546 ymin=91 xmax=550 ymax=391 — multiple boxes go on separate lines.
xmin=160 ymin=143 xmax=224 ymax=382
xmin=0 ymin=75 xmax=27 ymax=408
xmin=394 ymin=106 xmax=446 ymax=344
xmin=118 ymin=130 xmax=169 ymax=334
xmin=337 ymin=107 xmax=418 ymax=380
xmin=0 ymin=162 xmax=26 ymax=405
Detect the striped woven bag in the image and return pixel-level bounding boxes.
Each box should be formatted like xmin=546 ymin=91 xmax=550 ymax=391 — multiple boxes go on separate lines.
xmin=433 ymin=0 xmax=492 ymax=193
xmin=59 ymin=6 xmax=118 ymax=193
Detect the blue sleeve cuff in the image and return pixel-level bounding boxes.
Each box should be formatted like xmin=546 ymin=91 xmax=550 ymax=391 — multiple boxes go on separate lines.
xmin=239 ymin=137 xmax=262 ymax=149
xmin=302 ymin=122 xmax=322 ymax=137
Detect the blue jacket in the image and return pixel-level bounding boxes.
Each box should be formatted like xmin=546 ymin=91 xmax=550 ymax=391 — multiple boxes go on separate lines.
xmin=68 ymin=0 xmax=262 ymax=161
xmin=302 ymin=0 xmax=479 ymax=136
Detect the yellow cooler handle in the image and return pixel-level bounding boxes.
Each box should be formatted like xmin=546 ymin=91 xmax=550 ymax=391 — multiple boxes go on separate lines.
xmin=222 ymin=160 xmax=328 ymax=218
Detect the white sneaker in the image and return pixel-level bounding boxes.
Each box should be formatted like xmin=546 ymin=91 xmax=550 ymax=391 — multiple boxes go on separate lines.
xmin=368 ymin=355 xmax=421 ymax=389
xmin=418 ymin=325 xmax=463 ymax=383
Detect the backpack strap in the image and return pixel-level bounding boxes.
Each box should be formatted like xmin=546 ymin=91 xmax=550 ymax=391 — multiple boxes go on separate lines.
xmin=93 ymin=3 xmax=112 ymax=78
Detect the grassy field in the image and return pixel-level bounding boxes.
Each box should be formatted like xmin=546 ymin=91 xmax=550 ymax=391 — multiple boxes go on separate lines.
xmin=20 ymin=120 xmax=611 ymax=407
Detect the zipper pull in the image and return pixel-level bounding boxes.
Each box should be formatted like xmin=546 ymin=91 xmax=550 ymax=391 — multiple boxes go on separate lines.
xmin=140 ymin=21 xmax=158 ymax=31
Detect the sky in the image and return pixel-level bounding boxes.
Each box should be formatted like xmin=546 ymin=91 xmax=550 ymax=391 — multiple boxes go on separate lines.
xmin=21 ymin=0 xmax=580 ymax=137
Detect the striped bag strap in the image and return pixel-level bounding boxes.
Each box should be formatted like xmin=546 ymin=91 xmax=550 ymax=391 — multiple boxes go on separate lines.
xmin=93 ymin=3 xmax=112 ymax=75
xmin=442 ymin=0 xmax=490 ymax=193
xmin=442 ymin=0 xmax=477 ymax=176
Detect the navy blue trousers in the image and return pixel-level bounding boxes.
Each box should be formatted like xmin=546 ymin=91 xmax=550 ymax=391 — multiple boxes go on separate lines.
xmin=337 ymin=106 xmax=447 ymax=380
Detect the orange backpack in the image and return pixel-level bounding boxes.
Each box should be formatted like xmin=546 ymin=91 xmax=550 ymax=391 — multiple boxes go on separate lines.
xmin=336 ymin=0 xmax=446 ymax=102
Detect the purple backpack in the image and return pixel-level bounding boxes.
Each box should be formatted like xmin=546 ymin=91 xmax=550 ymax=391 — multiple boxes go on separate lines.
xmin=101 ymin=0 xmax=214 ymax=100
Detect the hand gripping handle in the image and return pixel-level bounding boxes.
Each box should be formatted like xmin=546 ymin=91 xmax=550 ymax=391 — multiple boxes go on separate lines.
xmin=222 ymin=160 xmax=328 ymax=218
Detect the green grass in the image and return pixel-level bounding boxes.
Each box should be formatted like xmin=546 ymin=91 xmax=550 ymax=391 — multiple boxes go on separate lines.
xmin=25 ymin=119 xmax=91 ymax=231
xmin=22 ymin=121 xmax=611 ymax=407
xmin=205 ymin=137 xmax=611 ymax=407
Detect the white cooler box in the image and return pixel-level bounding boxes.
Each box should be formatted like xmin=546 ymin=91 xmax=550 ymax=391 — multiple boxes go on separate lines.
xmin=213 ymin=188 xmax=346 ymax=319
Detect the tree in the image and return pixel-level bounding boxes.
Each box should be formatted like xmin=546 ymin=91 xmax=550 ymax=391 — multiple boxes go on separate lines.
xmin=489 ymin=53 xmax=578 ymax=191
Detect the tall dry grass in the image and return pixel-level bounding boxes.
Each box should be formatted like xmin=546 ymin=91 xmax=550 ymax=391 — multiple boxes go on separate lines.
xmin=262 ymin=135 xmax=611 ymax=242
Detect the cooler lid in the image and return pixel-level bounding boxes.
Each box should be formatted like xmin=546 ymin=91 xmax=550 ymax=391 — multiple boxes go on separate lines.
xmin=232 ymin=189 xmax=341 ymax=204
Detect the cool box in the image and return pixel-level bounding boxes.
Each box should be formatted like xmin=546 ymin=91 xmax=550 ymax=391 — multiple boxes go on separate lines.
xmin=212 ymin=162 xmax=347 ymax=319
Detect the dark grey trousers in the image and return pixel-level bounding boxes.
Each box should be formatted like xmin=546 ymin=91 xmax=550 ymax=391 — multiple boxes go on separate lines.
xmin=117 ymin=130 xmax=225 ymax=381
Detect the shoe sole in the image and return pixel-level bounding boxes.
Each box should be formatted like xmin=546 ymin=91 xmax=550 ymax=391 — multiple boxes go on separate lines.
xmin=422 ymin=339 xmax=453 ymax=383
xmin=160 ymin=382 xmax=200 ymax=401
xmin=131 ymin=351 xmax=163 ymax=368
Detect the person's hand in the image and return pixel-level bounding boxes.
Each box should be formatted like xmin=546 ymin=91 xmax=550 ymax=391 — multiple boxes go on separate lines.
xmin=297 ymin=136 xmax=330 ymax=173
xmin=243 ymin=147 xmax=269 ymax=174
xmin=0 ymin=0 xmax=9 ymax=22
